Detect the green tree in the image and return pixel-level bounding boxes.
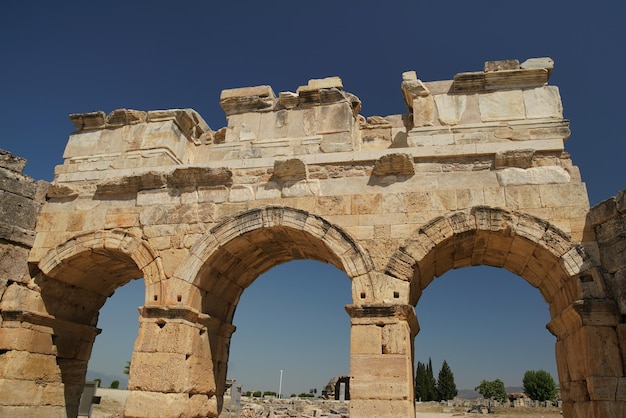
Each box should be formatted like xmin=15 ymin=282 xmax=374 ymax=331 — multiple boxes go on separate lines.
xmin=110 ymin=380 xmax=120 ymax=389
xmin=436 ymin=360 xmax=458 ymax=401
xmin=123 ymin=360 xmax=131 ymax=375
xmin=426 ymin=358 xmax=437 ymax=401
xmin=475 ymin=379 xmax=507 ymax=402
xmin=93 ymin=378 xmax=102 ymax=387
xmin=414 ymin=361 xmax=429 ymax=401
xmin=523 ymin=370 xmax=557 ymax=401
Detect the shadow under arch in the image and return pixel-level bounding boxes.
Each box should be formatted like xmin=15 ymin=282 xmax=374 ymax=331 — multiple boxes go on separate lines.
xmin=169 ymin=206 xmax=375 ymax=412
xmin=33 ymin=229 xmax=164 ymax=416
xmin=384 ymin=206 xmax=614 ymax=413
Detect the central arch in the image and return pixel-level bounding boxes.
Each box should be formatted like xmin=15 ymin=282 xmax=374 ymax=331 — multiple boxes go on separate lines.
xmin=164 ymin=206 xmax=375 ymax=413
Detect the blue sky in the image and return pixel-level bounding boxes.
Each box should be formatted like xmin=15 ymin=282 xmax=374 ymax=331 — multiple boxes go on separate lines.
xmin=2 ymin=1 xmax=624 ymax=395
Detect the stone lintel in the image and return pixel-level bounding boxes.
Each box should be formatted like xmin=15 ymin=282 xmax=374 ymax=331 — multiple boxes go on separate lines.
xmin=372 ymin=153 xmax=415 ymax=177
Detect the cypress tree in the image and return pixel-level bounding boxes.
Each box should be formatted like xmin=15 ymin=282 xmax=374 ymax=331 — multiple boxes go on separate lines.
xmin=426 ymin=358 xmax=437 ymax=401
xmin=414 ymin=361 xmax=428 ymax=401
xmin=436 ymin=360 xmax=458 ymax=401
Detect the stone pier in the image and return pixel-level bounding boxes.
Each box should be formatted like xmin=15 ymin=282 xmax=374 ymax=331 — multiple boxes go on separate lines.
xmin=0 ymin=58 xmax=624 ymax=417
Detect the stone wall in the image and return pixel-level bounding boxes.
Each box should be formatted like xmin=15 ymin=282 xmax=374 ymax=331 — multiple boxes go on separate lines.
xmin=0 ymin=149 xmax=48 ymax=302
xmin=0 ymin=58 xmax=624 ymax=417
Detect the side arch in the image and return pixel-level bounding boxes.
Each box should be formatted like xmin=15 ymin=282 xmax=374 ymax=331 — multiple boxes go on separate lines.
xmin=172 ymin=206 xmax=375 ymax=316
xmin=38 ymin=228 xmax=165 ymax=296
xmin=384 ymin=206 xmax=606 ymax=323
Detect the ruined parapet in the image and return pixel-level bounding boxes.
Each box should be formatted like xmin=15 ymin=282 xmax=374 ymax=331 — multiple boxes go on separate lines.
xmin=587 ymin=189 xmax=626 ymax=313
xmin=0 ymin=150 xmax=48 ymax=299
xmin=56 ymin=108 xmax=212 ymax=182
xmin=217 ymin=76 xmax=363 ymax=159
xmin=402 ymin=57 xmax=567 ymax=150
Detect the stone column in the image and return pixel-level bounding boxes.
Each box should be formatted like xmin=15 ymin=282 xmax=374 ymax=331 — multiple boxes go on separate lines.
xmin=346 ymin=304 xmax=419 ymax=418
xmin=0 ymin=300 xmax=100 ymax=417
xmin=549 ymin=299 xmax=625 ymax=417
xmin=124 ymin=305 xmax=221 ymax=418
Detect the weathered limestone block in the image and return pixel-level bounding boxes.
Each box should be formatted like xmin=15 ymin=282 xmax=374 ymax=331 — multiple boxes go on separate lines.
xmin=478 ymin=90 xmax=525 ymax=121
xmin=372 ymin=153 xmax=414 ymax=177
xmin=587 ymin=376 xmax=619 ymax=401
xmin=523 ymin=86 xmax=563 ymax=119
xmin=106 ymin=108 xmax=147 ymax=126
xmin=257 ymin=109 xmax=289 ymax=140
xmin=494 ymin=149 xmax=535 ymax=169
xmin=496 ymin=166 xmax=571 ymax=186
xmin=273 ymin=159 xmax=307 ymax=182
xmin=220 ymin=85 xmax=276 ymax=116
xmin=412 ymin=95 xmax=435 ymax=127
xmin=0 ymin=351 xmax=61 ymax=383
xmin=434 ymin=94 xmax=466 ymax=125
xmin=608 ymin=269 xmax=626 ymax=314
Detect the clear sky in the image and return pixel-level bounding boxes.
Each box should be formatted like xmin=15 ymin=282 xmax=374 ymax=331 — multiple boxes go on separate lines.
xmin=1 ymin=1 xmax=624 ymax=396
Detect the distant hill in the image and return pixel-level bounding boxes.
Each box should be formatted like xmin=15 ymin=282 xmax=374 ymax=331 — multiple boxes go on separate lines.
xmin=86 ymin=370 xmax=129 ymax=389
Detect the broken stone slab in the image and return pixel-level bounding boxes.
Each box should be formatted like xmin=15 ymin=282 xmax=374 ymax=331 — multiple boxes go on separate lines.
xmin=521 ymin=57 xmax=555 ymax=77
xmin=272 ymin=159 xmax=307 ymax=182
xmin=0 ymin=150 xmax=27 ymax=173
xmin=401 ymin=73 xmax=430 ymax=113
xmin=106 ymin=109 xmax=147 ymax=126
xmin=372 ymin=153 xmax=415 ymax=177
xmin=296 ymin=76 xmax=343 ymax=94
xmin=484 ymin=59 xmax=520 ymax=72
xmin=484 ymin=68 xmax=549 ymax=90
xmin=69 ymin=111 xmax=106 ymax=131
xmin=219 ymin=85 xmax=276 ymax=116
xmin=278 ymin=91 xmax=299 ymax=109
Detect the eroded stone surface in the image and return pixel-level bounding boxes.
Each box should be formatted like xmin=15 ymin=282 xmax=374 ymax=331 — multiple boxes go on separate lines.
xmin=0 ymin=58 xmax=624 ymax=418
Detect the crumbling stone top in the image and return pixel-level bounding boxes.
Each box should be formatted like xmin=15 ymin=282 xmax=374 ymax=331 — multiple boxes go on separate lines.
xmin=0 ymin=149 xmax=27 ymax=173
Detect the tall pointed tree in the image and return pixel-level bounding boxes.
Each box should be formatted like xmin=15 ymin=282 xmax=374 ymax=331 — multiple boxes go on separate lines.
xmin=436 ymin=360 xmax=458 ymax=401
xmin=426 ymin=358 xmax=437 ymax=401
xmin=414 ymin=361 xmax=428 ymax=401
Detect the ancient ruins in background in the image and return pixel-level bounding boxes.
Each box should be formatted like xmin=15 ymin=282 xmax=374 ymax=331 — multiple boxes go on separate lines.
xmin=0 ymin=58 xmax=625 ymax=417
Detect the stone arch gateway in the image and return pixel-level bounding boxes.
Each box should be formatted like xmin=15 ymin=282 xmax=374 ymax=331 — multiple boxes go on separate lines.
xmin=1 ymin=57 xmax=625 ymax=417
